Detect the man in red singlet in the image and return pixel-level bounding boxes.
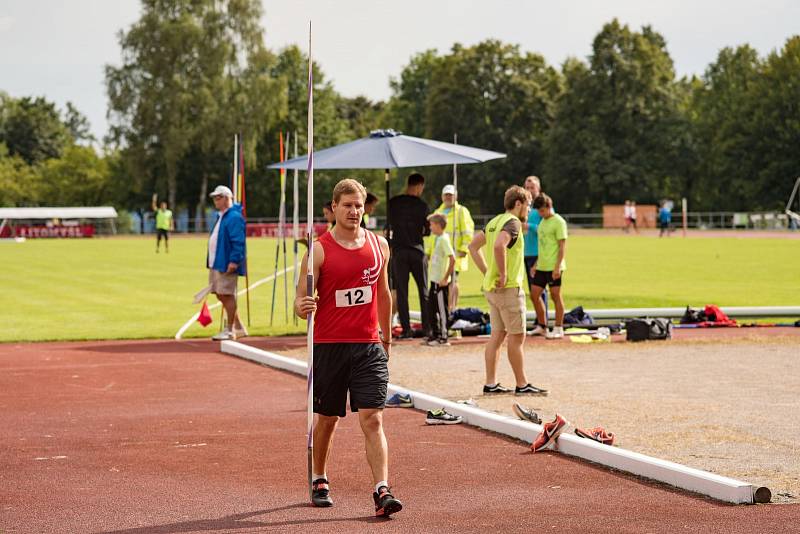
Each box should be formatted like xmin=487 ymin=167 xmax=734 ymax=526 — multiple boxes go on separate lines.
xmin=295 ymin=178 xmax=402 ymax=518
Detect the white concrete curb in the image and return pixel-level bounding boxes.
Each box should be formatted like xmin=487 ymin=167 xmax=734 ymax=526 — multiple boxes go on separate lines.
xmin=220 ymin=340 xmax=761 ymax=504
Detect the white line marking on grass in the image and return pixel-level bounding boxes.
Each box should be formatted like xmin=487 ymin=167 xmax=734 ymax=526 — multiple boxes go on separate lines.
xmin=174 ymin=266 xmax=295 ymax=339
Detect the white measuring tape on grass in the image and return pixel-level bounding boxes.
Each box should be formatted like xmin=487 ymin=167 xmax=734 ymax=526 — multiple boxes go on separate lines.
xmin=174 ymin=266 xmax=295 ymax=339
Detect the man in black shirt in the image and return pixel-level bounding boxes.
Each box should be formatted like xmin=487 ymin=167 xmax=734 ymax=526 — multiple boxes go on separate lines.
xmin=388 ymin=173 xmax=430 ymax=338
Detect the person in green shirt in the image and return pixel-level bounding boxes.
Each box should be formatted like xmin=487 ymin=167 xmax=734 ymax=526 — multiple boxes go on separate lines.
xmin=426 ymin=213 xmax=455 ymax=346
xmin=152 ymin=194 xmax=174 ymax=253
xmin=468 ymin=185 xmax=548 ymax=397
xmin=531 ymin=193 xmax=568 ymax=339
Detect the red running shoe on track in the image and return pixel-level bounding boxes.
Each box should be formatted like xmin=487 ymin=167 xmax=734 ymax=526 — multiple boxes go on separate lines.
xmin=531 ymin=414 xmax=569 ymax=452
xmin=574 ymin=426 xmax=615 ymax=446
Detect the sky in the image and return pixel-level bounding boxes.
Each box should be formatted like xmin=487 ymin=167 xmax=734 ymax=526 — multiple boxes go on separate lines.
xmin=1 ymin=0 xmax=798 ymax=141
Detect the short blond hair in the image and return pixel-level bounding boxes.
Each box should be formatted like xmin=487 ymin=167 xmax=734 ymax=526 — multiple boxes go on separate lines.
xmin=503 ymin=185 xmax=530 ymax=210
xmin=332 ymin=178 xmax=367 ymax=203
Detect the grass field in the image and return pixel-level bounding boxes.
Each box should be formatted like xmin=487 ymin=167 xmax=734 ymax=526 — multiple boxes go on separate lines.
xmin=1 ymin=233 xmax=798 ymax=342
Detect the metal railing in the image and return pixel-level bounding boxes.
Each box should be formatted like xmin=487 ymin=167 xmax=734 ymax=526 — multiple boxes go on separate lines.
xmin=115 ymin=210 xmax=798 ymax=235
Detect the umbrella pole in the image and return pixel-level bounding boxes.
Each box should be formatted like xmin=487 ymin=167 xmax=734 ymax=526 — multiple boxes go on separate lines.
xmin=384 ymin=167 xmax=391 ymax=289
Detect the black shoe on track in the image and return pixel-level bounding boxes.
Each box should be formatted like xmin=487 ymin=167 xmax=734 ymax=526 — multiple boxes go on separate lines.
xmin=483 ymin=383 xmax=512 ymax=394
xmin=373 ymin=486 xmax=403 ymax=517
xmin=311 ymin=478 xmax=333 ymax=507
xmin=515 ymin=383 xmax=548 ymax=396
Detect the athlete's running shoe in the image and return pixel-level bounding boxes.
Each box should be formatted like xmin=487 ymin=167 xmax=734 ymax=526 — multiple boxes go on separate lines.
xmin=385 ymin=392 xmax=413 ymax=408
xmin=545 ymin=326 xmax=564 ymax=339
xmin=373 ymin=486 xmax=403 ymax=517
xmin=574 ymin=426 xmax=616 ymax=446
xmin=212 ymin=329 xmax=234 ymax=341
xmin=527 ymin=324 xmax=547 ymax=336
xmin=425 ymin=408 xmax=462 ymax=425
xmin=311 ymin=478 xmax=333 ymax=507
xmin=426 ymin=338 xmax=451 ymax=346
xmin=515 ymin=383 xmax=549 ymax=396
xmin=483 ymin=383 xmax=512 ymax=394
xmin=531 ymin=414 xmax=569 ymax=452
xmin=512 ymin=402 xmax=542 ymax=424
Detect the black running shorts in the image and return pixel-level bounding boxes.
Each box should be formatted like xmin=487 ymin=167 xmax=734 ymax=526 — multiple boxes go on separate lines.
xmin=524 ymin=256 xmax=538 ymax=288
xmin=312 ymin=343 xmax=388 ymax=417
xmin=532 ymin=269 xmax=563 ymax=288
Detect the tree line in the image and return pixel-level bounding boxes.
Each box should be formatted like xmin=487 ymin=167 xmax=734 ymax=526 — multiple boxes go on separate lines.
xmin=1 ymin=1 xmax=798 ymax=222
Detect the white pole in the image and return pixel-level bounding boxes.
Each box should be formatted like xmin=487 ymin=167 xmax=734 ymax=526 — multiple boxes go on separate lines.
xmin=281 ymin=133 xmax=289 ymax=322
xmin=293 ymin=131 xmax=300 ymax=325
xmin=451 ymin=133 xmax=458 ymax=307
xmin=305 ymin=20 xmax=315 ymax=500
xmin=682 ymin=197 xmax=688 ymax=238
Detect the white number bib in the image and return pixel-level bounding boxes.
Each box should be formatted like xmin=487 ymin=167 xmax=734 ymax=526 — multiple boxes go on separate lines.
xmin=335 ymin=286 xmax=373 ymax=308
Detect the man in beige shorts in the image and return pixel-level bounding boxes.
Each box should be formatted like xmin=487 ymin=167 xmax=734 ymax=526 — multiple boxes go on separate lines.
xmin=207 ymin=185 xmax=247 ymax=340
xmin=468 ymin=185 xmax=548 ymax=396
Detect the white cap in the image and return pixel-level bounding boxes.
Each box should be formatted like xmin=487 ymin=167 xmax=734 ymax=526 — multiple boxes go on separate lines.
xmin=442 ymin=184 xmax=456 ymax=195
xmin=209 ymin=185 xmax=233 ymax=198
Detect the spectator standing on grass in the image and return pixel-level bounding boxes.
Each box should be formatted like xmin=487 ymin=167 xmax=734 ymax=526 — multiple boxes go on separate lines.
xmin=207 ymin=185 xmax=247 ymax=341
xmin=623 ymin=200 xmax=632 ymax=233
xmin=468 ymin=185 xmax=548 ymax=397
xmin=629 ymin=200 xmax=639 ymax=233
xmin=152 ymin=194 xmax=174 ymax=253
xmin=531 ymin=193 xmax=568 ymax=340
xmin=659 ymin=201 xmax=672 ymax=237
xmin=425 ymin=184 xmax=475 ymax=310
xmin=388 ymin=173 xmax=430 ymax=339
xmin=522 ymin=176 xmax=548 ymax=335
xmin=426 ymin=213 xmax=455 ymax=346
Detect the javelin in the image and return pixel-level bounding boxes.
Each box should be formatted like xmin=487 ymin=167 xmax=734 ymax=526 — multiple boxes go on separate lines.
xmin=305 ymin=20 xmax=315 ymax=500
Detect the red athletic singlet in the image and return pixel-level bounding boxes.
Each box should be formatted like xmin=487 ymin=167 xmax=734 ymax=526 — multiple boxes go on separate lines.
xmin=314 ymin=229 xmax=385 ymax=343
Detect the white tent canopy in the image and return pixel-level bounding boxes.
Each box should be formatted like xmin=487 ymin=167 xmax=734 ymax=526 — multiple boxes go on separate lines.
xmin=0 ymin=207 xmax=118 ymax=219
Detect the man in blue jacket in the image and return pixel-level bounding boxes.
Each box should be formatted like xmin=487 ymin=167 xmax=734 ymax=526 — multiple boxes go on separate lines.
xmin=207 ymin=185 xmax=247 ymax=340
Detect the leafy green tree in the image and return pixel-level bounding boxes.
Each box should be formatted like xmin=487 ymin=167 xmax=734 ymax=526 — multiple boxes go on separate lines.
xmin=0 ymin=96 xmax=69 ymax=165
xmin=750 ymin=36 xmax=800 ymax=209
xmin=106 ymin=0 xmax=281 ymax=218
xmin=384 ymin=50 xmax=442 ymax=136
xmin=690 ymin=45 xmax=762 ymax=210
xmin=546 ymin=20 xmax=687 ymax=212
xmin=0 ymin=148 xmax=40 ymax=207
xmin=37 ymin=145 xmax=111 ymax=206
xmin=424 ymin=40 xmax=562 ymax=212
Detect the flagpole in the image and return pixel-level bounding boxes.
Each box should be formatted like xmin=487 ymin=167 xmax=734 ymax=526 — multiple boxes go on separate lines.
xmin=270 ymin=132 xmax=284 ymax=325
xmin=240 ymin=133 xmax=251 ymax=328
xmin=305 ymin=20 xmax=315 ymax=500
xmin=292 ymin=131 xmax=300 ymax=326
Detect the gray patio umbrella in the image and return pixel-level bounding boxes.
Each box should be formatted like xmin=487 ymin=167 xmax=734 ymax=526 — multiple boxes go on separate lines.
xmin=268 ymin=129 xmax=505 ymax=234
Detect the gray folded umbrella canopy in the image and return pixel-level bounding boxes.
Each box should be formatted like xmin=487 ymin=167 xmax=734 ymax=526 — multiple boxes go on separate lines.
xmin=268 ymin=129 xmax=505 ymax=170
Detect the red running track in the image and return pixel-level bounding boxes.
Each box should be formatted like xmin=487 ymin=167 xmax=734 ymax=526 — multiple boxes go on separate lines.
xmin=1 ymin=339 xmax=797 ymax=533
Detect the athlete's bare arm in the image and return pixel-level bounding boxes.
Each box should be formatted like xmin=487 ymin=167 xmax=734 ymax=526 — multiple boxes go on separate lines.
xmin=468 ymin=231 xmax=488 ymax=275
xmin=294 ymin=241 xmax=325 ymax=318
xmin=376 ymin=236 xmax=392 ymax=358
